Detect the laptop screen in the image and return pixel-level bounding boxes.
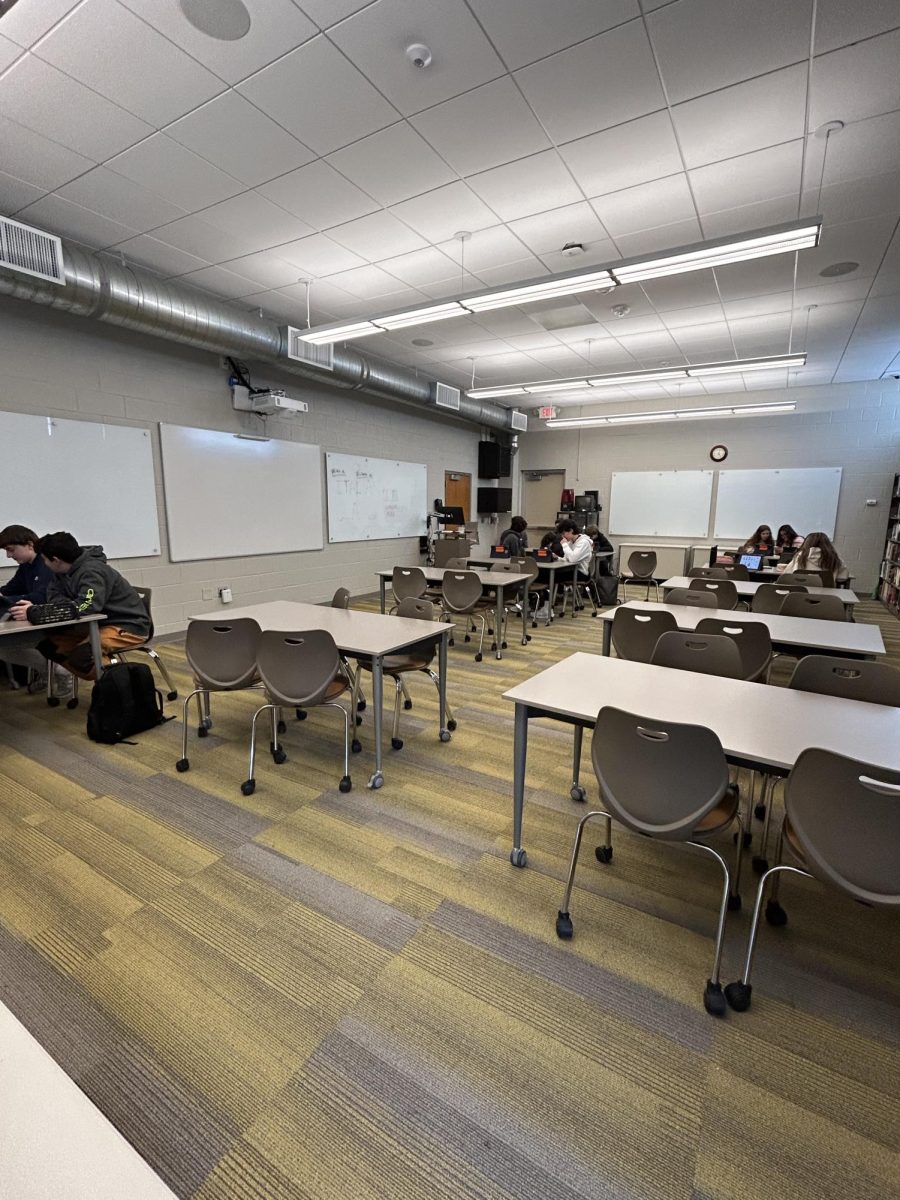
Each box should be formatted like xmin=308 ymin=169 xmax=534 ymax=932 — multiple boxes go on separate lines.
xmin=707 ymin=545 xmax=718 ymax=567
xmin=779 ymin=548 xmax=797 ymax=563
xmin=739 ymin=553 xmax=762 ymax=570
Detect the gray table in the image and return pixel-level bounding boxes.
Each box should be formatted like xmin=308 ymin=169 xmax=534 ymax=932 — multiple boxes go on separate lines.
xmin=503 ymin=651 xmax=900 ymax=868
xmin=662 ymin=575 xmax=860 ymax=617
xmin=600 ymin=600 xmax=885 ymax=660
xmin=190 ymin=600 xmax=453 ymax=790
xmin=468 ymin=552 xmax=614 ymax=621
xmin=0 ymin=610 xmax=106 ymax=688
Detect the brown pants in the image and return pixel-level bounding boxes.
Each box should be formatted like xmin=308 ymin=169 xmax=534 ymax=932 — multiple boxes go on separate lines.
xmin=45 ymin=627 xmax=147 ymax=681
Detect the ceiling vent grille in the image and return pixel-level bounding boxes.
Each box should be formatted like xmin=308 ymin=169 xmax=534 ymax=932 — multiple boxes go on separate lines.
xmin=287 ymin=326 xmax=334 ymax=371
xmin=510 ymin=410 xmax=528 ymax=432
xmin=0 ymin=217 xmax=64 ymax=284
xmin=435 ymin=382 xmax=461 ymax=411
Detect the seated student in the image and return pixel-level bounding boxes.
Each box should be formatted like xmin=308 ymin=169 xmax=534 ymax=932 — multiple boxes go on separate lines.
xmin=775 ymin=524 xmax=804 ymax=553
xmin=779 ymin=531 xmax=849 ymax=581
xmin=0 ymin=524 xmax=57 ymax=690
xmin=738 ymin=524 xmax=775 ymax=555
xmin=21 ymin=532 xmax=151 ymax=681
xmin=539 ymin=529 xmax=562 ymax=556
xmin=584 ymin=524 xmax=615 ymax=574
xmin=498 ymin=515 xmax=528 ymax=557
xmin=556 ymin=519 xmax=594 ymax=575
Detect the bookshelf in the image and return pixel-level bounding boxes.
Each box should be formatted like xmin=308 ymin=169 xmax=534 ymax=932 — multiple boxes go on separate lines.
xmin=879 ymin=471 xmax=900 ymax=616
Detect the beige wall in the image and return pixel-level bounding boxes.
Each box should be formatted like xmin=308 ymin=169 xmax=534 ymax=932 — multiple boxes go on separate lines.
xmin=0 ymin=297 xmax=495 ymax=633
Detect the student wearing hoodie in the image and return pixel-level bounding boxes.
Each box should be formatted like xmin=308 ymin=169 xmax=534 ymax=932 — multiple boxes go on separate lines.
xmin=0 ymin=524 xmax=58 ymax=688
xmin=498 ymin=515 xmax=528 ymax=557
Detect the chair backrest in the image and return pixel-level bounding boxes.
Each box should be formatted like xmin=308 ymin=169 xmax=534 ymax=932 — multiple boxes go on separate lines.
xmin=665 ymin=587 xmax=718 ymax=609
xmin=432 ymin=539 xmax=471 ymax=567
xmin=626 ymin=550 xmax=657 ymax=580
xmin=185 ymin=617 xmax=261 ymax=690
xmin=441 ymin=570 xmax=484 ymax=613
xmin=591 ymin=706 xmax=730 ymax=842
xmin=720 ymin=563 xmax=749 ymax=580
xmin=396 ymin=596 xmax=437 ymax=621
xmin=610 ymin=607 xmax=677 ymax=662
xmin=695 ymin=617 xmax=772 ymax=681
xmin=687 ymin=578 xmax=739 ymax=609
xmin=330 ymin=587 xmax=350 ymax=609
xmin=134 ymin=585 xmax=152 ymax=616
xmin=688 ymin=566 xmax=729 ymax=579
xmin=788 ymin=655 xmax=900 ymax=706
xmin=780 ymin=592 xmax=846 ymax=622
xmin=445 ymin=556 xmax=471 ymax=569
xmin=391 ymin=566 xmax=427 ymax=603
xmin=787 ymin=571 xmax=823 ymax=587
xmin=256 ymin=628 xmax=342 ymax=707
xmin=818 ymin=569 xmax=836 ymax=588
xmin=751 ymin=582 xmax=807 ymax=613
xmin=785 ymin=748 xmax=900 ymax=906
xmin=650 ymin=630 xmax=744 ymax=678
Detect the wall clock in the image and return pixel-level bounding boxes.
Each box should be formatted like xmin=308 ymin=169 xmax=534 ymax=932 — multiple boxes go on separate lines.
xmin=709 ymin=444 xmax=728 ymax=463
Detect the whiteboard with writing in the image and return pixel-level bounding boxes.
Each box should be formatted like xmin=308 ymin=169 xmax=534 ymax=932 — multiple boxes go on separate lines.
xmin=326 ymin=453 xmax=427 ymax=543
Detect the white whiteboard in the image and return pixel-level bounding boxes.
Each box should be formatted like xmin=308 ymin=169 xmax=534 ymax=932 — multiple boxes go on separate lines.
xmin=610 ymin=471 xmax=714 ymax=537
xmin=326 ymin=453 xmax=427 ymax=543
xmin=0 ymin=412 xmax=159 ymax=558
xmin=160 ymin=425 xmax=323 ymax=561
xmin=714 ymin=468 xmax=842 ymax=539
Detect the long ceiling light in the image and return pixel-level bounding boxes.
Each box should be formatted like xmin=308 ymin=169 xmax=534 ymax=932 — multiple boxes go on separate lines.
xmin=298 ymin=219 xmax=822 ymax=345
xmin=545 ymin=400 xmax=796 ymax=428
xmin=466 ymin=354 xmax=806 ymax=399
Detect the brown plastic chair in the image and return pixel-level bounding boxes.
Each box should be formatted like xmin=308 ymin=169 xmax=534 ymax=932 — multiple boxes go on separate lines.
xmin=109 ymin=585 xmax=178 ymax=701
xmin=750 ymin=583 xmax=807 ymax=614
xmin=331 ymin=587 xmax=350 ymax=609
xmin=622 ymin=551 xmax=660 ymax=602
xmin=688 ymin=578 xmax=739 ymax=609
xmin=556 ymin=706 xmax=744 ymax=1016
xmin=176 ymin=617 xmax=262 ymax=773
xmin=695 ymin=617 xmax=772 ymax=683
xmin=610 ymin=607 xmax=677 ymax=662
xmin=785 ymin=571 xmax=823 ymax=587
xmin=780 ymin=593 xmax=846 ymax=622
xmin=390 ymin=566 xmax=428 ymax=613
xmin=689 ymin=566 xmax=729 ymax=579
xmin=665 ymin=587 xmax=718 ymax=609
xmin=651 ymin=631 xmax=744 ymax=679
xmin=725 ymin=748 xmax=900 ymax=1012
xmin=788 ymin=655 xmax=900 ymax=706
xmin=242 ymin=629 xmax=352 ymax=796
xmin=720 ymin=563 xmax=749 ymax=581
xmin=444 ymin=556 xmax=471 ymax=569
xmin=441 ymin=570 xmax=493 ymax=661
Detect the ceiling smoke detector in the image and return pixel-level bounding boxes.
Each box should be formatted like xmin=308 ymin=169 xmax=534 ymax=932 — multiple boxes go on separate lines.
xmin=611 ymin=303 xmax=630 ymax=318
xmin=405 ymin=42 xmax=432 ymax=68
xmin=561 ymin=242 xmax=585 ymax=258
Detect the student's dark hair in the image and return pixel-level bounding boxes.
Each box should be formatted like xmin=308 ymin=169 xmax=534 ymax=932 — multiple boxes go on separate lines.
xmin=558 ymin=519 xmax=579 ymax=535
xmin=540 ymin=531 xmax=557 ymax=548
xmin=777 ymin=524 xmax=800 ymax=545
xmin=0 ymin=524 xmax=38 ymax=548
xmin=796 ymin=531 xmax=840 ymax=574
xmin=510 ymin=515 xmax=527 ymax=533
xmin=585 ymin=525 xmax=600 ymax=539
xmin=36 ymin=531 xmax=80 ymax=563
xmin=739 ymin=523 xmax=772 ymax=551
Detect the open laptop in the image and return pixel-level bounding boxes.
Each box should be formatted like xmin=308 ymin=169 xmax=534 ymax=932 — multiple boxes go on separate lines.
xmin=739 ymin=553 xmax=763 ymax=570
xmin=778 ymin=548 xmax=798 ymax=564
xmin=707 ymin=545 xmax=718 ymax=567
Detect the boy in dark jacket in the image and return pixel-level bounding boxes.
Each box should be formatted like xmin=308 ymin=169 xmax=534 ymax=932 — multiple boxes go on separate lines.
xmin=0 ymin=524 xmax=56 ymax=686
xmin=498 ymin=515 xmax=528 ymax=557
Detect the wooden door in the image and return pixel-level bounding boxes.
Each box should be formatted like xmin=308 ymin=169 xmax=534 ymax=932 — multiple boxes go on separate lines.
xmin=443 ymin=471 xmax=471 ymax=527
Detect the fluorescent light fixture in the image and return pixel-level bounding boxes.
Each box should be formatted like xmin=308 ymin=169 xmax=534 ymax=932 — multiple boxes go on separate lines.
xmin=687 ymin=354 xmax=806 ymax=377
xmin=372 ymin=301 xmax=467 ymax=330
xmin=589 ymin=369 xmax=689 ymax=386
xmin=524 ymin=379 xmax=589 ymax=393
xmin=465 ymin=385 xmax=529 ymax=399
xmin=299 ymin=320 xmax=383 ymax=345
xmin=546 ymin=400 xmax=796 ymax=428
xmin=611 ymin=220 xmax=821 ymax=284
xmin=461 ymin=269 xmax=615 ymax=313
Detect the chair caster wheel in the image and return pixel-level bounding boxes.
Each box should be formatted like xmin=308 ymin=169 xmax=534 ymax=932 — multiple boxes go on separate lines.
xmin=474 ymin=653 xmax=482 ymax=662
xmin=464 ymin=635 xmax=471 ymax=643
xmin=241 ymin=779 xmax=255 ymax=796
xmin=403 ymin=699 xmax=412 ymax=710
xmin=391 ymin=737 xmax=403 ymax=750
xmin=752 ymin=855 xmax=768 ymax=875
xmin=727 ymin=893 xmax=742 ymax=912
xmin=595 ymin=845 xmax=613 ymax=863
xmin=742 ymin=831 xmax=753 ymax=847
xmin=509 ymin=848 xmax=527 ymax=867
xmin=296 ymin=708 xmax=307 ymax=720
xmin=501 ymin=641 xmax=507 ymax=650
xmin=355 ymin=714 xmax=362 ymax=726
xmin=357 ymin=698 xmax=366 ymax=712
xmin=724 ymin=981 xmax=752 ymax=1011
xmin=556 ymin=911 xmax=573 ymax=939
xmin=67 ymin=698 xmax=78 ymax=709
xmin=197 ymin=725 xmax=209 ymax=738
xmin=167 ymin=690 xmax=178 ymax=701
xmin=439 ymin=730 xmax=451 ymax=742
xmin=175 ymin=758 xmax=189 ymax=772
xmin=201 ymin=716 xmax=213 ymax=730
xmin=47 ymin=697 xmax=60 ymax=708
xmin=339 ymin=776 xmax=352 ymax=793
xmin=447 ymin=718 xmax=457 ymax=731
xmin=531 ymin=621 xmax=538 ymax=628
xmin=448 ymin=639 xmax=455 ymax=647
xmin=703 ymin=981 xmax=727 ymax=1017
xmin=765 ymin=900 xmax=787 ymax=926
xmin=351 ymin=739 xmax=362 ymax=754
xmin=277 ymin=719 xmax=287 ymax=733
xmin=570 ymin=784 xmax=587 ymax=802
xmin=273 ymin=749 xmax=287 ymax=765
xmin=754 ymin=803 xmax=766 ymax=821
xmin=491 ymin=642 xmax=497 ymax=651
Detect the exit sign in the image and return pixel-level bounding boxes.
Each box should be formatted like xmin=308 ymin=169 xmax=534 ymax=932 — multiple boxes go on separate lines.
xmin=538 ymin=405 xmax=559 ymax=420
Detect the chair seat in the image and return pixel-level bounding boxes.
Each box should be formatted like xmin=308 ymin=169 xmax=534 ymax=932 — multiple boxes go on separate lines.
xmin=781 ymin=815 xmax=808 ymax=867
xmin=359 ymin=654 xmax=429 ymax=674
xmin=325 ymin=674 xmax=351 ymax=699
xmin=694 ymin=784 xmax=740 ymax=835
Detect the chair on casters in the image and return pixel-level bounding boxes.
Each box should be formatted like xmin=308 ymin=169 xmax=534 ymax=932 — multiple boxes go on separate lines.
xmin=389 ymin=566 xmax=428 ymax=613
xmin=785 ymin=571 xmax=823 ymax=587
xmin=651 ymin=631 xmax=744 ymax=679
xmin=109 ymin=586 xmax=178 ymax=701
xmin=720 ymin=563 xmax=749 ymax=581
xmin=444 ymin=556 xmax=471 ymax=569
xmin=725 ymin=748 xmax=900 ymax=1012
xmin=695 ymin=618 xmax=772 ymax=682
xmin=664 ymin=587 xmax=718 ymax=609
xmin=688 ymin=578 xmax=739 ymax=610
xmin=441 ymin=571 xmax=493 ymax=661
xmin=610 ymin=607 xmax=677 ymax=662
xmin=622 ymin=551 xmax=659 ymax=602
xmin=780 ymin=592 xmax=846 ymax=621
xmin=176 ymin=617 xmax=262 ymax=772
xmin=242 ymin=629 xmax=352 ymax=796
xmin=556 ymin=706 xmax=744 ymax=1016
xmin=750 ymin=582 xmax=807 ymax=614
xmin=689 ymin=566 xmax=729 ymax=579
xmin=350 ymin=596 xmax=456 ymax=754
xmin=789 ymin=654 xmax=900 ymax=705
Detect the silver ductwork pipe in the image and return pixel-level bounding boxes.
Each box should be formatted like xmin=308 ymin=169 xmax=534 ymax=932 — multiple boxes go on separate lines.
xmin=0 ymin=239 xmax=515 ymax=431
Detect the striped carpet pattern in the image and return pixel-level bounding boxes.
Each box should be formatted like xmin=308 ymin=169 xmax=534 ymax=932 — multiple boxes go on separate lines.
xmin=1 ymin=591 xmax=899 ymax=1200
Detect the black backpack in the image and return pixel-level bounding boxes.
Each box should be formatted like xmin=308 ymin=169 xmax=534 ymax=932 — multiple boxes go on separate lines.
xmin=87 ymin=662 xmax=167 ymax=744
xmin=594 ymin=574 xmax=620 ymax=607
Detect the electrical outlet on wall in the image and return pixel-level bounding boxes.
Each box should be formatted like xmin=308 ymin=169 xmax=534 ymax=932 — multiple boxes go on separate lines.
xmin=201 ymin=587 xmax=214 ymax=600
xmin=219 ymin=587 xmax=233 ymax=603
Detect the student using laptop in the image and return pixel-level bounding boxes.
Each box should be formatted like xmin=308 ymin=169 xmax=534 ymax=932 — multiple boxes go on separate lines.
xmin=498 ymin=515 xmax=528 ymax=557
xmin=775 ymin=524 xmax=804 ymax=553
xmin=779 ymin=531 xmax=849 ymax=582
xmin=0 ymin=524 xmax=59 ymax=691
xmin=738 ymin=524 xmax=775 ymax=555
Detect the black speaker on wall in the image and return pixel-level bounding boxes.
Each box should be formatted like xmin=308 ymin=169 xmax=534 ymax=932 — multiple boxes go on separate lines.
xmin=478 ymin=440 xmax=512 ymax=479
xmin=477 ymin=487 xmax=513 ymax=514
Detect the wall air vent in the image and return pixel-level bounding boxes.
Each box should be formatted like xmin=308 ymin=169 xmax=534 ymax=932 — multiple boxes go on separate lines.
xmin=435 ymin=382 xmax=461 ymax=411
xmin=510 ymin=410 xmax=528 ymax=432
xmin=287 ymin=326 xmax=334 ymax=371
xmin=0 ymin=217 xmax=64 ymax=284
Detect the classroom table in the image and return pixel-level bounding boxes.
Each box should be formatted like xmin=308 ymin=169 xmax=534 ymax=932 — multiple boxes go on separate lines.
xmin=503 ymin=652 xmax=900 ymax=868
xmin=600 ymin=599 xmax=885 ymax=660
xmin=467 ymin=552 xmax=614 ymax=621
xmin=0 ymin=610 xmax=106 ymax=683
xmin=662 ymin=575 xmax=860 ymax=616
xmin=190 ymin=600 xmax=452 ymax=790
xmin=376 ymin=566 xmax=532 ymax=659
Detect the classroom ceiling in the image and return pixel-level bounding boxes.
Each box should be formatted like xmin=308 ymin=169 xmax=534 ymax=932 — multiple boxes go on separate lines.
xmin=1 ymin=0 xmax=899 ymax=410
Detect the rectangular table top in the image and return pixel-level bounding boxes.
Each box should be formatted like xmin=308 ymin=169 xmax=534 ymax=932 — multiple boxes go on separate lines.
xmin=662 ymin=575 xmax=860 ymax=605
xmin=189 ymin=600 xmax=451 ymax=657
xmin=0 ymin=611 xmax=106 ymax=636
xmin=504 ymin=652 xmax=900 ymax=775
xmin=601 ymin=600 xmax=884 ymax=657
xmin=377 ymin=566 xmax=531 ymax=587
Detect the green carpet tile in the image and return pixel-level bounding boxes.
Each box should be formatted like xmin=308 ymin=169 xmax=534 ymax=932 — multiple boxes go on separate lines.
xmin=1 ymin=592 xmax=898 ymax=1200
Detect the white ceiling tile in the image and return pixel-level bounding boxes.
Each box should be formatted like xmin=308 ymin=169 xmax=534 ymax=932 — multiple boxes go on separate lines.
xmin=507 ymin=201 xmax=611 ymax=256
xmin=793 ymin=277 xmax=874 ymax=308
xmin=113 ymin=234 xmax=209 ymax=277
xmin=601 ymin=313 xmax=666 ymax=337
xmin=721 ymin=293 xmax=792 ymax=319
xmin=409 ymin=77 xmax=550 ymax=176
xmin=35 ymin=0 xmax=225 ymax=126
xmin=591 ymin=175 xmax=696 ymax=239
xmin=328 ymin=0 xmax=505 ymax=115
xmin=614 ymin=217 xmax=703 ymax=256
xmin=327 ymin=124 xmax=455 ymax=206
xmin=611 ymin=330 xmax=682 ymax=356
xmin=232 ymin=290 xmax=304 ymax=323
xmin=821 ymin=111 xmax=900 ymax=186
xmin=389 ymin=181 xmax=498 ymax=242
xmin=238 ymin=35 xmax=397 ymax=155
xmin=515 ymin=21 xmax=664 ymax=143
xmin=539 ymin=240 xmax=620 ymax=273
xmin=466 ymin=150 xmax=583 ymax=222
xmin=437 ymin=226 xmax=535 ymax=272
xmin=57 ymin=167 xmax=186 ymax=232
xmin=17 ymin=194 xmax=137 ymax=248
xmin=673 ymin=64 xmax=807 ymax=170
xmin=119 ymin=0 xmax=317 ymax=85
xmin=810 ymin=30 xmax=900 ymax=128
xmin=468 ymin=0 xmax=640 ymax=69
xmin=714 ymin=255 xmax=798 ymax=299
xmin=0 ymin=170 xmax=46 ymax=213
xmin=259 ymin=160 xmax=378 ymax=229
xmin=330 ymin=210 xmax=427 ymax=259
xmin=660 ymin=302 xmax=727 ymax=329
xmin=0 ymin=116 xmax=94 ymax=191
xmin=376 ymin=246 xmax=460 ymax=286
xmin=0 ymin=32 xmax=23 ymax=70
xmin=641 ymin=272 xmax=723 ymax=312
xmin=279 ymin=277 xmax=358 ymax=315
xmin=669 ymin=326 xmax=736 ymax=354
xmin=699 ymin=196 xmax=801 ymax=239
xmin=298 ymin=0 xmax=373 ymax=27
xmin=560 ymin=111 xmax=682 ymax=197
xmin=324 ymin=266 xmax=418 ymax=300
xmin=795 ymin=214 xmax=897 ymax=287
xmin=689 ymin=141 xmax=803 ymax=214
xmin=199 ymin=192 xmax=313 ymax=251
xmin=0 ymin=54 xmax=152 ymax=162
xmin=178 ymin=265 xmax=261 ymax=300
xmin=107 ymin=135 xmax=245 ymax=209
xmin=814 ymin=0 xmax=900 ymax=54
xmin=277 ymin=233 xmax=368 ymax=276
xmin=0 ymin=0 xmax=82 ymax=47
xmin=801 ymin=171 xmax=900 ymax=226
xmin=166 ymin=92 xmax=314 ymax=188
xmin=219 ymin=249 xmax=304 ymax=290
xmin=646 ymin=0 xmax=813 ymax=103
xmin=149 ymin=214 xmax=265 ymax=263
xmin=473 ymin=258 xmax=552 ymax=287
xmin=417 ymin=273 xmax=483 ymax=298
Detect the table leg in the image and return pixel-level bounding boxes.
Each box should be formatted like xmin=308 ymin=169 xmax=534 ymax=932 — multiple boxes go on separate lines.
xmin=494 ymin=586 xmax=503 ymax=660
xmin=367 ymin=655 xmax=384 ymax=789
xmin=520 ymin=589 xmax=528 ymax=645
xmin=602 ymin=620 xmax=612 ymax=656
xmin=548 ymin=578 xmax=557 ymax=623
xmin=510 ymin=702 xmax=529 ymax=867
xmin=88 ymin=621 xmax=104 ymax=677
xmin=379 ymin=577 xmax=386 ymax=614
xmin=752 ymin=775 xmax=775 ymax=872
xmin=438 ymin=632 xmax=449 ymax=741
xmin=570 ymin=724 xmax=586 ymax=802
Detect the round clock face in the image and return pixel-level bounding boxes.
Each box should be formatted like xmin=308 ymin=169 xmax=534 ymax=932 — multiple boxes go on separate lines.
xmin=710 ymin=444 xmax=728 ymax=463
